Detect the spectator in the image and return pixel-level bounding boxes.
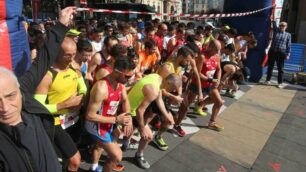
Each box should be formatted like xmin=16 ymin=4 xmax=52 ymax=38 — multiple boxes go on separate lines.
xmin=265 ymin=21 xmax=291 ymax=88
xmin=0 ymin=7 xmax=76 ymax=172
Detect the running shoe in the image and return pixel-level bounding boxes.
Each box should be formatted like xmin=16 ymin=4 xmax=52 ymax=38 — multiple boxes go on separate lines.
xmin=113 ymin=164 xmax=125 ymax=172
xmin=134 ymin=154 xmax=150 ymax=169
xmin=194 ymin=104 xmax=207 ymax=116
xmin=263 ymin=81 xmax=271 ymax=85
xmin=224 ymin=91 xmax=235 ymax=98
xmin=202 ymin=107 xmax=208 ymax=111
xmin=208 ymin=121 xmax=224 ymax=132
xmin=277 ymin=83 xmax=286 ymax=89
xmin=121 ymin=138 xmax=139 ymax=152
xmin=153 ymin=135 xmax=168 ymax=151
xmin=173 ymin=125 xmax=186 ymax=137
xmin=88 ymin=164 xmax=103 ymax=172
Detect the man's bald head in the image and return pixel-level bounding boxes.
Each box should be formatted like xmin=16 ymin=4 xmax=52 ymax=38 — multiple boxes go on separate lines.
xmin=210 ymin=39 xmax=222 ymax=51
xmin=207 ymin=39 xmax=221 ymax=55
xmin=163 ymin=73 xmax=182 ymax=93
xmin=57 ymin=37 xmax=77 ymax=67
xmin=61 ymin=37 xmax=77 ymax=52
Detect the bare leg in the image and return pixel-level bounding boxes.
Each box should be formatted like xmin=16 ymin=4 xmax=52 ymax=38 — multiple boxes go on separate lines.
xmin=100 ymin=141 xmax=122 ymax=172
xmin=156 ymin=112 xmax=174 ymax=136
xmin=137 ymin=111 xmax=155 ymax=155
xmin=208 ymin=88 xmax=224 ymax=122
xmin=68 ymin=151 xmax=81 ymax=171
xmin=137 ymin=125 xmax=154 ymax=155
xmin=91 ymin=146 xmax=103 ymax=166
xmin=175 ymin=90 xmax=197 ymax=126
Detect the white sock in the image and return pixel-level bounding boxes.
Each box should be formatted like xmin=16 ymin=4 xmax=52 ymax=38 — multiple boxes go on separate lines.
xmin=136 ymin=151 xmax=144 ymax=157
xmin=91 ymin=163 xmax=98 ymax=170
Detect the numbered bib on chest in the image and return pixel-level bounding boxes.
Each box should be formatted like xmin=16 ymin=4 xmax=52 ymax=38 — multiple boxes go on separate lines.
xmin=106 ymin=101 xmax=120 ymax=115
xmin=59 ymin=111 xmax=79 ymax=129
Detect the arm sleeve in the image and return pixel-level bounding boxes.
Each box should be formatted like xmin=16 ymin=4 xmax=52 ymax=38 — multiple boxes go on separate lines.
xmin=78 ymin=77 xmax=87 ymax=95
xmin=19 ymin=23 xmax=68 ymax=94
xmin=33 ymin=94 xmax=58 ymax=114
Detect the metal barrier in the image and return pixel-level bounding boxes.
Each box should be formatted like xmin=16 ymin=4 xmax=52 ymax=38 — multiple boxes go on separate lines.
xmin=283 ymin=43 xmax=305 ymax=83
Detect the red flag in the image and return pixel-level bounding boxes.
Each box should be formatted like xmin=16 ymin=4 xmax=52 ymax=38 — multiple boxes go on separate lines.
xmin=262 ymin=52 xmax=269 ymax=67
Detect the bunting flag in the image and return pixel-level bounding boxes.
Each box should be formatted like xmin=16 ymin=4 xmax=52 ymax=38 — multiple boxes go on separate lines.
xmin=80 ymin=0 xmax=87 ymax=7
xmin=77 ymin=4 xmax=275 ymax=19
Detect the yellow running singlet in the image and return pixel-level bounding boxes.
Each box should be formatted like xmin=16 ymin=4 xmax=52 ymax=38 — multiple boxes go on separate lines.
xmin=128 ymin=74 xmax=161 ymax=117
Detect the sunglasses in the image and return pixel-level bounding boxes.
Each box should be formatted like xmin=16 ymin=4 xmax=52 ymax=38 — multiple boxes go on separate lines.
xmin=115 ymin=69 xmax=134 ymax=79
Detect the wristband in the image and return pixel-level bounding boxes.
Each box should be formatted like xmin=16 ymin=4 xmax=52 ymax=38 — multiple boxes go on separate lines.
xmin=207 ymin=78 xmax=213 ymax=83
xmin=115 ymin=116 xmax=118 ymax=124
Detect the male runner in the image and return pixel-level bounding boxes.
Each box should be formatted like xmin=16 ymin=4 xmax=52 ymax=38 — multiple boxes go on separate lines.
xmin=34 ymin=37 xmax=85 ymax=171
xmin=128 ymin=73 xmax=181 ymax=169
xmin=175 ymin=40 xmax=224 ymax=136
xmin=85 ymin=58 xmax=135 ymax=172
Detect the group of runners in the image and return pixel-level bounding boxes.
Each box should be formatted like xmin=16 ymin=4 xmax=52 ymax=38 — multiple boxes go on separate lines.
xmin=25 ymin=10 xmax=257 ymax=172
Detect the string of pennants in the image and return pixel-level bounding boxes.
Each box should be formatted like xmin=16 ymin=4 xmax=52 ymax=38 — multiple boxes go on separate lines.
xmin=76 ymin=4 xmax=274 ymax=19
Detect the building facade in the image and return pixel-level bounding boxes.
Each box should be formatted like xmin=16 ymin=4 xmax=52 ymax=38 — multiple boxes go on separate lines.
xmin=282 ymin=0 xmax=306 ymax=44
xmin=135 ymin=0 xmax=182 ymax=20
xmin=74 ymin=0 xmax=182 ymax=21
xmin=192 ymin=0 xmax=224 ymax=14
xmin=182 ymin=0 xmax=194 ymax=14
xmin=102 ymin=0 xmax=182 ymax=20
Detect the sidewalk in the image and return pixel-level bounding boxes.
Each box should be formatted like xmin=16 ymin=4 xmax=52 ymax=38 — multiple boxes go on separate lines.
xmin=148 ymin=84 xmax=306 ymax=172
xmin=79 ymin=83 xmax=306 ymax=172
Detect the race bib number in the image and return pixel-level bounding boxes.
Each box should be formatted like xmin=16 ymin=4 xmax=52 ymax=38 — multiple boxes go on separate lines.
xmin=59 ymin=112 xmax=79 ymax=129
xmin=107 ymin=101 xmax=120 ymax=115
xmin=206 ymin=70 xmax=216 ymax=78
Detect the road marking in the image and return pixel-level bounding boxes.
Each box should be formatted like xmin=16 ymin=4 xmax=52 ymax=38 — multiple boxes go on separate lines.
xmin=205 ymin=104 xmax=227 ymax=115
xmin=268 ymin=162 xmax=281 ymax=172
xmin=233 ymin=90 xmax=245 ymax=100
xmin=216 ymin=165 xmax=228 ymax=172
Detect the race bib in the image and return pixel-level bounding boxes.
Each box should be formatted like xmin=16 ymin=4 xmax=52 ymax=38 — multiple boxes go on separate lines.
xmin=106 ymin=101 xmax=120 ymax=115
xmin=206 ymin=70 xmax=216 ymax=78
xmin=59 ymin=111 xmax=79 ymax=129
